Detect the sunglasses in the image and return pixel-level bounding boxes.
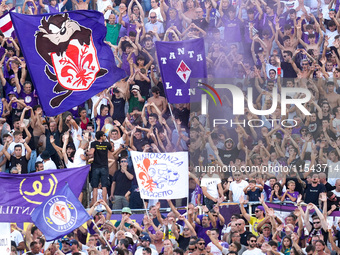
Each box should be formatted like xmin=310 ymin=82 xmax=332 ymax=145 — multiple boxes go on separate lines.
xmin=313 ymin=221 xmax=321 ymax=224
xmin=255 ymin=210 xmax=261 ymax=213
xmin=250 ymin=240 xmax=257 ymax=243
xmin=198 ymin=242 xmax=205 ymax=245
xmin=235 ymin=223 xmax=241 ymax=226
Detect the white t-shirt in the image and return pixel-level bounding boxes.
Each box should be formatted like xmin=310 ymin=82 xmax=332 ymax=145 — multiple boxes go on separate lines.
xmin=229 ymin=180 xmax=248 ymax=202
xmin=149 ymin=8 xmax=163 ymax=22
xmin=96 ymin=0 xmax=113 ymax=19
xmin=11 ymin=230 xmax=24 ymax=255
xmin=201 ymin=174 xmax=221 ymax=199
xmin=242 ymin=248 xmax=263 ymax=255
xmin=81 ymin=244 xmax=102 ymax=255
xmin=91 ymin=95 xmax=108 ymax=119
xmin=333 ymin=189 xmax=340 ymax=197
xmin=111 ymin=137 xmax=124 ymax=151
xmin=70 ymin=126 xmax=82 ymax=150
xmin=73 ymin=148 xmax=86 ymax=167
xmin=325 ymin=29 xmax=339 ymax=47
xmin=135 ymin=247 xmax=158 ymax=255
xmin=327 ymin=159 xmax=340 ymax=186
xmin=208 ymin=241 xmax=223 ymax=255
xmin=8 ymin=142 xmax=26 ymax=156
xmin=333 ymin=118 xmax=340 ymax=136
xmin=43 ymin=159 xmax=57 ymax=170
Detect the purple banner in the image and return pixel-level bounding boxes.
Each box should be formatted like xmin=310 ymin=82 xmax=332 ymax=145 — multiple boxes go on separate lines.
xmin=155 ymin=38 xmax=207 ymax=104
xmin=220 ymin=204 xmax=240 ymax=222
xmin=0 ymin=165 xmax=90 ymax=222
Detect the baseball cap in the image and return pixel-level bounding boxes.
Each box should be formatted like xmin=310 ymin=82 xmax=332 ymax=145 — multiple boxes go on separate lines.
xmin=141 ymin=235 xmax=151 ymax=242
xmin=262 ymin=223 xmax=271 ymax=230
xmin=40 ymin=150 xmax=50 ymax=160
xmin=131 ymin=85 xmax=140 ymax=92
xmin=257 ymin=205 xmax=265 ymax=212
xmin=122 ymin=207 xmax=132 ymax=215
xmin=9 ymin=74 xmax=15 ymax=80
xmin=69 ymin=240 xmax=78 ymax=246
xmin=124 ymin=232 xmax=133 ymax=239
xmin=7 ymin=91 xmax=16 ymax=96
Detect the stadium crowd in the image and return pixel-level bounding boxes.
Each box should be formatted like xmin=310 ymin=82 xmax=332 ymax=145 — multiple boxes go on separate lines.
xmin=2 ymin=0 xmax=340 ymax=254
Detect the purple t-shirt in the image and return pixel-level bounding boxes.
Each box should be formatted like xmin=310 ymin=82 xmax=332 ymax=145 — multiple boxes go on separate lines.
xmin=285 ymin=191 xmax=299 ymax=203
xmin=96 ymin=114 xmax=108 ymax=130
xmin=301 ymin=32 xmax=319 ymax=44
xmin=116 ymin=14 xmax=129 ymax=37
xmin=121 ymin=52 xmax=136 ymax=76
xmin=124 ymin=22 xmax=137 ymax=37
xmin=191 ymin=184 xmax=203 ymax=205
xmin=19 ymin=90 xmax=38 ymax=108
xmin=221 ymin=16 xmax=242 ymax=43
xmin=195 ymin=223 xmax=213 ymax=245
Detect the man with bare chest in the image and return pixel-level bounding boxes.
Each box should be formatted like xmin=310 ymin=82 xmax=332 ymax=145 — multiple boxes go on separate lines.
xmin=324 ymin=82 xmax=340 ymax=110
xmin=147 ymin=86 xmax=167 ymax=116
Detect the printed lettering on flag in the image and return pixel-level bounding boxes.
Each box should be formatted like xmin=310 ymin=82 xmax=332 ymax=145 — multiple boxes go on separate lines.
xmin=10 ymin=11 xmax=126 ymax=116
xmin=0 ymin=9 xmax=15 ymax=38
xmin=130 ymin=151 xmax=188 ymax=199
xmin=0 ymin=165 xmax=90 ymax=222
xmin=31 ymin=183 xmax=91 ymax=241
xmin=155 ymin=38 xmax=207 ymax=104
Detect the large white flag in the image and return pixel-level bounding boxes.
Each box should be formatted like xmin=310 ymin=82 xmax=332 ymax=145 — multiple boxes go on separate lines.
xmin=130 ymin=151 xmax=189 ymax=199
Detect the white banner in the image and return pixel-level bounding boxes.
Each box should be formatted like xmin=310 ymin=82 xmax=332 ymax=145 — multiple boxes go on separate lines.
xmin=0 ymin=223 xmax=11 ymax=255
xmin=130 ymin=151 xmax=189 ymax=199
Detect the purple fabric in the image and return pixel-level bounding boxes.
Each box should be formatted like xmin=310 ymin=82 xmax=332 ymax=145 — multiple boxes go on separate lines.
xmin=155 ymin=38 xmax=207 ymax=104
xmin=10 ymin=11 xmax=126 ymax=117
xmin=264 ymin=184 xmax=272 ymax=200
xmin=0 ymin=165 xmax=90 ymax=222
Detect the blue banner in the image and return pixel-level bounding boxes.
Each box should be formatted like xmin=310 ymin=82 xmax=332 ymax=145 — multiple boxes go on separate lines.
xmin=155 ymin=38 xmax=207 ymax=104
xmin=0 ymin=165 xmax=90 ymax=222
xmin=31 ymin=183 xmax=91 ymax=241
xmin=10 ymin=11 xmax=126 ymax=116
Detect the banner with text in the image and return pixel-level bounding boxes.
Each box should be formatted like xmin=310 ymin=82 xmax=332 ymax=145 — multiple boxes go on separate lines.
xmin=0 ymin=165 xmax=90 ymax=222
xmin=0 ymin=223 xmax=10 ymax=255
xmin=155 ymin=38 xmax=206 ymax=104
xmin=130 ymin=151 xmax=188 ymax=199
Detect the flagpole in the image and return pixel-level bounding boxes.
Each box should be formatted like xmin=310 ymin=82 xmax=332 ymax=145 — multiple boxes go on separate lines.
xmin=91 ymin=220 xmax=114 ymax=254
xmin=168 ymin=103 xmax=179 ymax=133
xmin=142 ymin=199 xmax=151 ymax=222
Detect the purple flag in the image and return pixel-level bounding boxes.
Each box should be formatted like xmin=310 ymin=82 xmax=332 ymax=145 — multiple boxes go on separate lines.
xmin=0 ymin=165 xmax=90 ymax=222
xmin=10 ymin=11 xmax=126 ymax=116
xmin=155 ymin=38 xmax=207 ymax=104
xmin=31 ymin=183 xmax=91 ymax=241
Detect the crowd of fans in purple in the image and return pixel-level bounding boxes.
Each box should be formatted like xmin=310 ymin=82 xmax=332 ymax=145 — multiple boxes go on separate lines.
xmin=2 ymin=0 xmax=340 ymax=254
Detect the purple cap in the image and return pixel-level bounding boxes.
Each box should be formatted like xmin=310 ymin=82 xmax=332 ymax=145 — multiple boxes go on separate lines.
xmin=9 ymin=74 xmax=15 ymax=80
xmin=257 ymin=205 xmax=265 ymax=212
